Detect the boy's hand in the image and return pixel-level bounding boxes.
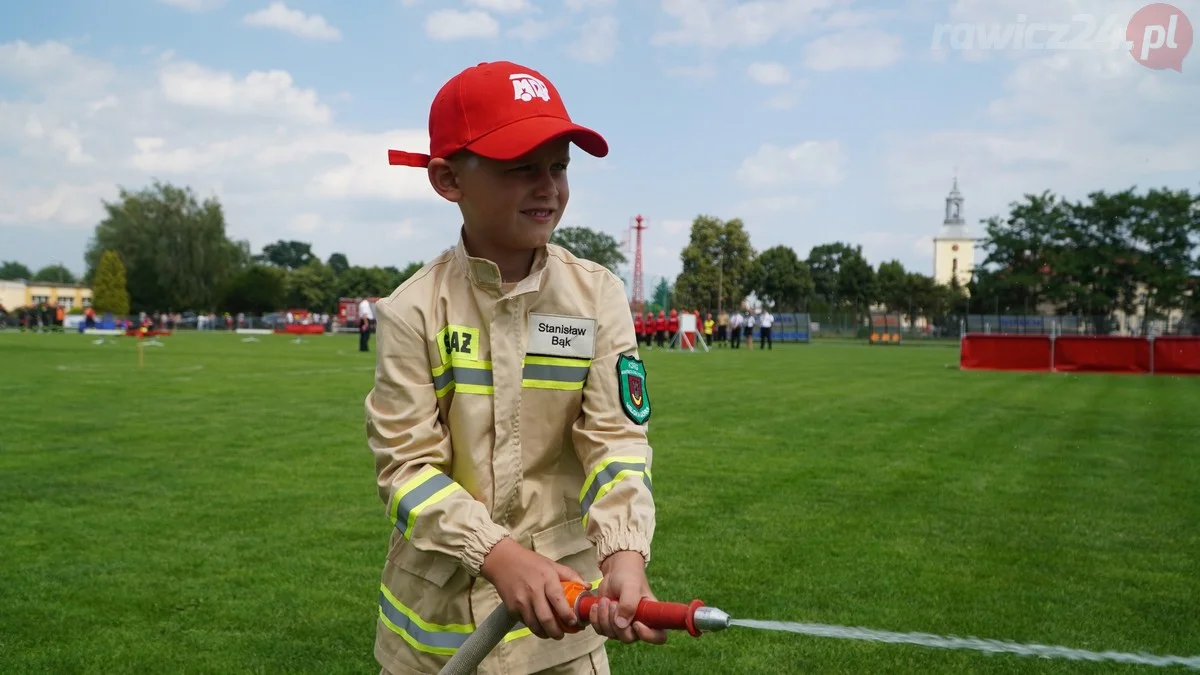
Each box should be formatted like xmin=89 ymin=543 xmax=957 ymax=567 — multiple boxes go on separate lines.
xmin=480 ymin=537 xmax=585 ymax=641
xmin=591 ymin=551 xmax=668 ymax=645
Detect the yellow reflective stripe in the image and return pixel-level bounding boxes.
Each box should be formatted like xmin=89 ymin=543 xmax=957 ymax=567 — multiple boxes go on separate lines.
xmin=378 ymin=584 xmax=472 ymax=656
xmin=389 ymin=467 xmax=463 ymax=539
xmin=522 ymin=379 xmax=584 ymax=391
xmin=504 ymin=627 xmax=532 ymax=642
xmin=521 ymin=355 xmax=590 ymax=390
xmin=522 ymin=355 xmax=592 ymax=368
xmin=431 ymin=359 xmax=494 ymax=398
xmin=579 ymin=456 xmax=649 ymax=528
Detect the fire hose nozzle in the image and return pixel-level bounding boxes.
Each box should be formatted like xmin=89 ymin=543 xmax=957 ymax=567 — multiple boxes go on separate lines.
xmin=561 ymin=582 xmax=731 ymax=637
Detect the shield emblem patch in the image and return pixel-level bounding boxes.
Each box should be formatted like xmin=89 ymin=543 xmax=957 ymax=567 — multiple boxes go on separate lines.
xmin=617 ymin=354 xmax=650 ymax=424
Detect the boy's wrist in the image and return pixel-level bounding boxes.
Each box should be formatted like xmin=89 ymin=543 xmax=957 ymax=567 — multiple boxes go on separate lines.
xmin=599 ymin=549 xmax=646 ymax=573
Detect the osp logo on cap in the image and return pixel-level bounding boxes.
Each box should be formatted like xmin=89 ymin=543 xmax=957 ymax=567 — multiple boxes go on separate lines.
xmin=1127 ymin=2 xmax=1193 ymax=71
xmin=510 ymin=73 xmax=551 ymax=102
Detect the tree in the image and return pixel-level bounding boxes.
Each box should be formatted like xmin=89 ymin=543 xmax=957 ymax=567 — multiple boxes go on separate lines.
xmin=805 ymin=242 xmax=856 ymax=310
xmin=0 ymin=261 xmax=32 ymax=280
xmin=84 ymin=181 xmax=249 ymax=313
xmin=836 ymin=245 xmax=876 ymax=316
xmin=284 ymin=261 xmax=337 ymax=312
xmin=673 ymin=215 xmax=755 ymax=311
xmin=91 ymin=250 xmax=131 ymax=316
xmin=978 ymin=187 xmax=1200 ymax=331
xmin=256 ymin=240 xmax=317 ymax=269
xmin=550 ymin=226 xmax=627 ymax=272
xmin=751 ymin=245 xmax=813 ymax=311
xmin=220 ymin=265 xmax=286 ymax=315
xmin=327 ymin=252 xmax=350 ymax=276
xmin=875 ymin=260 xmax=909 ymax=313
xmin=33 ymin=264 xmax=76 ymax=283
xmin=650 ymin=277 xmax=672 ymax=313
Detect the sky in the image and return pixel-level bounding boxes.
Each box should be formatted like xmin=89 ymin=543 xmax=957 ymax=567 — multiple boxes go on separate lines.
xmin=1 ymin=0 xmax=1197 ymax=296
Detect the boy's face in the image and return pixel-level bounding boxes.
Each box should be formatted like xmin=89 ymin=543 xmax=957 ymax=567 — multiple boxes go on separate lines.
xmin=433 ymin=137 xmax=572 ymax=253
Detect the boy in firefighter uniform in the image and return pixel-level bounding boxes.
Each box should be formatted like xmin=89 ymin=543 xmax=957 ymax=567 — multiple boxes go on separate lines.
xmin=369 ymin=60 xmax=663 ymax=675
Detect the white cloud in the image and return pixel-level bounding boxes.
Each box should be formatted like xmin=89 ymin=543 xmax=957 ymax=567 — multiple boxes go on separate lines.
xmin=765 ymin=92 xmax=799 ymax=109
xmin=803 ymin=29 xmax=904 ymax=70
xmin=242 ymin=2 xmax=343 ymax=41
xmin=569 ymin=16 xmax=619 ymax=63
xmin=883 ymin=10 xmax=1200 ymax=241
xmin=155 ymin=0 xmax=227 ymax=10
xmin=739 ymin=195 xmax=808 ymax=212
xmin=159 ymin=60 xmax=332 ymax=124
xmin=424 ymin=9 xmax=500 ymax=40
xmin=661 ymin=219 xmax=691 ymax=235
xmin=0 ymin=40 xmax=115 ymax=92
xmin=0 ymin=39 xmax=441 ymax=271
xmin=651 ymin=0 xmax=842 ymax=48
xmin=738 ymin=140 xmax=846 ymax=187
xmin=386 ymin=218 xmax=420 ymax=240
xmin=822 ymin=9 xmax=898 ymax=29
xmin=663 ymin=63 xmax=718 ymax=80
xmin=0 ymin=182 xmax=117 ymax=227
xmin=566 ymin=0 xmax=614 ymax=10
xmin=508 ymin=19 xmax=556 ymax=42
xmin=465 ymin=0 xmax=532 ymax=12
xmin=747 ymin=61 xmax=790 ymax=84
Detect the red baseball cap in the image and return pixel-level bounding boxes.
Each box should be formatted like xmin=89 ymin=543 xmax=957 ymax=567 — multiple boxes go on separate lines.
xmin=388 ymin=61 xmax=608 ymax=168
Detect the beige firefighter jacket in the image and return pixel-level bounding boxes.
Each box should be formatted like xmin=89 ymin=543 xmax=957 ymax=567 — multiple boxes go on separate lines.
xmin=365 ymin=233 xmax=656 ymax=675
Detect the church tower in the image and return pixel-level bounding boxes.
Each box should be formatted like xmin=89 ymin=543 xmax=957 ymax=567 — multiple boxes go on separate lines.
xmin=932 ymin=176 xmax=975 ymax=287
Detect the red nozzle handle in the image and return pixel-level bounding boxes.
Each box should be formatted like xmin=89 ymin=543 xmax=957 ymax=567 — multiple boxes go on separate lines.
xmin=573 ymin=593 xmax=706 ymax=637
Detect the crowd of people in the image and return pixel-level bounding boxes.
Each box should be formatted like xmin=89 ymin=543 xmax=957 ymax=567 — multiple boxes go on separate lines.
xmin=633 ymin=307 xmax=776 ymax=350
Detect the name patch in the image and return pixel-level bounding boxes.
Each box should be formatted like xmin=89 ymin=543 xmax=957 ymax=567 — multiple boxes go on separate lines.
xmin=527 ymin=313 xmax=596 ymax=359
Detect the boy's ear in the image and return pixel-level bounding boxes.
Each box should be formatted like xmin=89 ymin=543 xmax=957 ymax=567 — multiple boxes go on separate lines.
xmin=427 ymin=158 xmax=463 ymax=203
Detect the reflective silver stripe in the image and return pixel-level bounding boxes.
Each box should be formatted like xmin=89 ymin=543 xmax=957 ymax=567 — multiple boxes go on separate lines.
xmin=432 ymin=369 xmax=454 ymax=391
xmin=394 ymin=471 xmax=454 ymax=533
xmin=523 ymin=363 xmax=588 ymax=383
xmin=580 ymin=460 xmax=647 ymax=515
xmin=432 ymin=365 xmax=493 ymax=395
xmin=378 ymin=591 xmax=470 ymax=651
xmin=454 ymin=366 xmax=493 ymax=386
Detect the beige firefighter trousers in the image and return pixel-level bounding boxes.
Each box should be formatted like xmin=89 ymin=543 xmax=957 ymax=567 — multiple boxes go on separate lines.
xmin=381 ymin=645 xmax=609 ymax=675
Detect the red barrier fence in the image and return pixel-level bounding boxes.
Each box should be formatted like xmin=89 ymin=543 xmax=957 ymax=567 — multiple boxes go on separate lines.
xmin=275 ymin=324 xmax=326 ymax=335
xmin=960 ymin=334 xmax=1200 ymax=376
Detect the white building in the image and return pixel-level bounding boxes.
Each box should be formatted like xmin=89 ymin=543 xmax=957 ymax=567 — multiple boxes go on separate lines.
xmin=932 ymin=177 xmax=978 ymax=288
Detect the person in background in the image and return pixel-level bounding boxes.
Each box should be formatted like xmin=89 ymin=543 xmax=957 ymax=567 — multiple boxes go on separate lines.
xmin=743 ymin=311 xmax=755 ymax=351
xmin=704 ymin=313 xmax=715 ymax=346
xmin=358 ymin=297 xmax=375 ymax=352
xmin=716 ymin=310 xmax=728 ymax=347
xmin=729 ymin=310 xmax=743 ymax=349
xmin=759 ymin=309 xmax=774 ymax=350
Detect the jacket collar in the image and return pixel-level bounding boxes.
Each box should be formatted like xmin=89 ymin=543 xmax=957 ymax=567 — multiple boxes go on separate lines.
xmin=453 ymin=228 xmax=548 ymax=296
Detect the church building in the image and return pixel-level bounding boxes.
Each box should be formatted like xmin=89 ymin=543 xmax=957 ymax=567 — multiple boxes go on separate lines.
xmin=932 ymin=176 xmax=977 ymax=288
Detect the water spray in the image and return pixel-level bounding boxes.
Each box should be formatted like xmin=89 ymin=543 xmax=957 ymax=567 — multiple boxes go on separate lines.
xmin=438 ymin=582 xmax=1200 ymax=674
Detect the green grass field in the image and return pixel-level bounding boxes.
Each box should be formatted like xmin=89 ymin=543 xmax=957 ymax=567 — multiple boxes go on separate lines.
xmin=2 ymin=331 xmax=1198 ymax=674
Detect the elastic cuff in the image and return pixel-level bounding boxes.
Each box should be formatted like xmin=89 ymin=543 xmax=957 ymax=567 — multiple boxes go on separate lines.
xmin=595 ymin=530 xmax=651 ymax=566
xmin=461 ymin=521 xmax=511 ymax=577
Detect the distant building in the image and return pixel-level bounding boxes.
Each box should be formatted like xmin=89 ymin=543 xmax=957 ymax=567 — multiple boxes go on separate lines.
xmin=932 ymin=176 xmax=979 ymax=288
xmin=0 ymin=279 xmax=93 ymax=310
